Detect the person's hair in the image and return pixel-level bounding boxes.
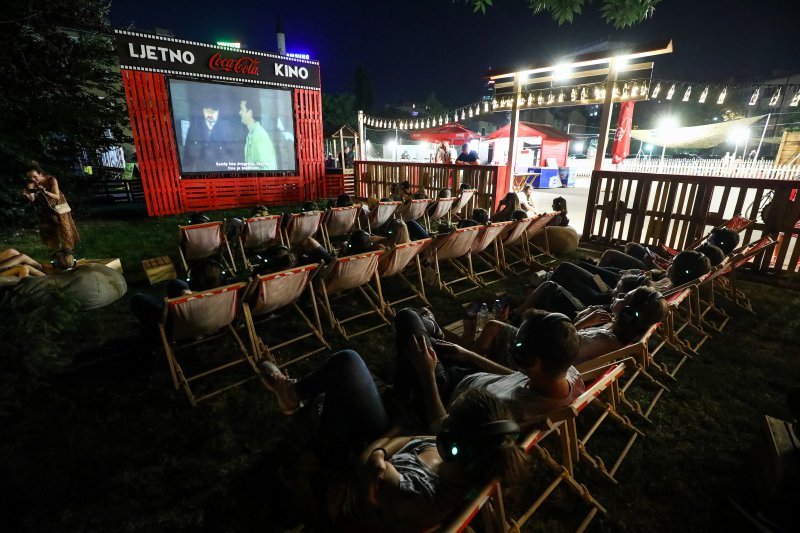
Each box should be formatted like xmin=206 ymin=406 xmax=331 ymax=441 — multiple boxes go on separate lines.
xmin=413 ymin=191 xmax=428 ymax=200
xmin=400 ymin=181 xmax=411 ymax=191
xmin=336 ymin=193 xmax=353 ymax=207
xmin=445 ymin=388 xmax=528 ymax=484
xmin=614 ymin=273 xmax=653 ymax=297
xmin=552 ymin=197 xmax=568 ymax=214
xmin=613 ymin=286 xmax=668 ymax=343
xmin=436 ymin=222 xmax=455 ymax=234
xmin=457 ymin=218 xmax=479 ymax=228
xmin=252 ymin=245 xmax=296 ymax=275
xmin=379 ymin=197 xmax=390 ymax=202
xmin=695 ymin=242 xmax=725 ymax=266
xmin=250 ymin=205 xmax=269 ymax=217
xmin=347 ymin=229 xmax=373 ymax=254
xmin=225 ymin=217 xmax=244 ymax=241
xmin=242 ymin=95 xmax=262 ymax=122
xmin=437 ymin=188 xmax=452 ymax=199
xmin=191 ymin=259 xmax=224 ymax=291
xmin=471 ymin=208 xmax=490 ymax=225
xmin=386 ymin=219 xmax=410 ymax=246
xmin=669 ymin=250 xmax=711 ymax=285
xmin=708 ymin=227 xmax=740 ymax=255
xmin=300 ymin=201 xmax=319 ymax=212
xmin=459 ymin=182 xmax=472 ymax=190
xmin=515 ymin=309 xmax=580 ymax=377
xmin=25 ymin=160 xmax=44 ymax=174
xmin=187 ymin=211 xmax=210 ymax=225
xmin=499 ymin=192 xmax=520 ymax=211
xmin=389 ymin=183 xmax=399 ymax=194
xmin=51 ymin=248 xmax=76 ymax=271
xmin=511 ymin=209 xmax=528 ymax=222
xmin=461 ymin=143 xmax=469 ymax=152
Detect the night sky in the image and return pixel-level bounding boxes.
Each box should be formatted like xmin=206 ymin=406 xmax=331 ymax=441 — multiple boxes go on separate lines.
xmin=110 ymin=0 xmax=799 ymax=108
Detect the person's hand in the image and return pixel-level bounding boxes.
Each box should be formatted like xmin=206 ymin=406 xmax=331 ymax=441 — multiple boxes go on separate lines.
xmin=579 ymin=309 xmax=613 ymax=327
xmin=364 ymin=449 xmax=387 ymax=507
xmin=431 ymin=339 xmax=468 ymax=362
xmin=410 ymin=335 xmax=438 ymax=377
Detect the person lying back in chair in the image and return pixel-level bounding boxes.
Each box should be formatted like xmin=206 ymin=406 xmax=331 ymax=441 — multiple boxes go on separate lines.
xmin=393 ymin=308 xmax=584 ymax=429
xmin=260 ymin=349 xmax=527 ymax=532
xmin=598 ymin=228 xmax=734 ymax=271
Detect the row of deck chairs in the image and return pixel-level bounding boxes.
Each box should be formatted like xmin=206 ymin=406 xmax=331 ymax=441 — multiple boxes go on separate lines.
xmin=442 ymin=218 xmax=778 ymax=532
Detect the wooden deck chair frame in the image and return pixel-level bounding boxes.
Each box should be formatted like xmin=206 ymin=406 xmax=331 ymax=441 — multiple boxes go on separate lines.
xmin=576 ymin=324 xmax=669 ymax=422
xmin=317 ymin=250 xmax=390 ymax=340
xmin=178 ymin=221 xmax=237 ymax=275
xmin=465 ymin=221 xmax=513 ymax=286
xmin=428 ymin=226 xmax=482 ymax=297
xmin=320 ymin=205 xmax=361 ymax=252
xmin=441 ymin=480 xmax=508 ymax=533
xmin=498 ymin=217 xmax=535 ymax=274
xmin=424 ymin=196 xmax=457 ymax=231
xmin=660 ymin=214 xmax=755 ymax=257
xmin=365 ymin=238 xmax=432 ymax=315
xmin=282 ymin=211 xmax=323 ymax=248
xmin=238 ymin=215 xmax=284 ymax=270
xmin=650 ymin=278 xmax=710 ymax=374
xmin=158 ymin=281 xmax=253 ymax=406
xmin=366 ymin=201 xmax=402 ymax=233
xmin=241 ymin=263 xmax=330 ymax=369
xmin=449 ymin=188 xmax=477 ymax=221
xmin=721 ymin=236 xmax=776 ymax=312
xmin=525 ymin=212 xmax=560 ymax=268
xmin=396 ymin=198 xmax=434 ymax=223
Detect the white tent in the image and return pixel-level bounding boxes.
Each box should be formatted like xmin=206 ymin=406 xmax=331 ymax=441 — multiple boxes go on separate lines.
xmin=631 ymin=115 xmax=767 ymax=149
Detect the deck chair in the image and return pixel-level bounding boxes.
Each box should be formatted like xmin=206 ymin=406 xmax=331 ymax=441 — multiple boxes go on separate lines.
xmin=721 ymin=236 xmax=776 ymax=312
xmin=525 ymin=212 xmax=560 ymax=267
xmin=366 ymin=201 xmax=402 ymax=233
xmin=396 ymin=198 xmax=434 ymax=222
xmin=317 ymin=250 xmax=390 ymax=339
xmin=468 ymin=222 xmax=513 ymax=286
xmin=651 ymin=276 xmax=711 ymax=371
xmin=449 ymin=188 xmax=477 ymax=221
xmin=320 ymin=205 xmax=361 ymax=251
xmin=158 ymin=281 xmax=253 ymax=405
xmin=178 ymin=221 xmax=237 ymax=274
xmin=661 ymin=214 xmax=755 ymax=257
xmin=426 ymin=226 xmax=482 ymax=297
xmin=238 ymin=215 xmax=283 ymax=270
xmin=441 ymin=480 xmax=507 ymax=533
xmin=241 ymin=263 xmax=329 ymax=369
xmin=283 ymin=211 xmax=323 ymax=247
xmin=497 ymin=217 xmax=535 ymax=274
xmin=366 ymin=238 xmax=432 ymax=315
xmin=424 ymin=196 xmax=457 ymax=230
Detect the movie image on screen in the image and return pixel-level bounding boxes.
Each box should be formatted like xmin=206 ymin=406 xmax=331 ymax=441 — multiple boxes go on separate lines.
xmin=169 ymin=79 xmax=296 ymax=173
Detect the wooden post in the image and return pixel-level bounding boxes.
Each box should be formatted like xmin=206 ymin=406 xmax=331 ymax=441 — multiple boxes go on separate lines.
xmin=505 ymin=74 xmax=523 ymax=187
xmin=593 ymin=59 xmax=618 ymax=172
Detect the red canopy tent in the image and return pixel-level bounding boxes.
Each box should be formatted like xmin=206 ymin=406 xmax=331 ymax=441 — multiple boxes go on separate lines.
xmin=486 ymin=122 xmax=571 ymax=167
xmin=409 ymin=123 xmax=482 ymax=143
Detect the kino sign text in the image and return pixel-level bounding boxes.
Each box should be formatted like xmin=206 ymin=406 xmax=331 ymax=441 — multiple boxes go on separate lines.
xmin=115 ymin=30 xmax=320 ymax=90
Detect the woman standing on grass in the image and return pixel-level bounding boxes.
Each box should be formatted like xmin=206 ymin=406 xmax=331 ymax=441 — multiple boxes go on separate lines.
xmin=21 ymin=161 xmax=80 ymax=252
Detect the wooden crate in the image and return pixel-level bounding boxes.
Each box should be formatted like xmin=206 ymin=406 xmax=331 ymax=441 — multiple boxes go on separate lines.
xmin=142 ymin=256 xmax=177 ymax=284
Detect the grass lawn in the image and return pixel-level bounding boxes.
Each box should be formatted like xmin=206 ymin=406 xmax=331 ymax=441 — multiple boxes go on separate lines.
xmin=1 ymin=206 xmax=799 ymax=532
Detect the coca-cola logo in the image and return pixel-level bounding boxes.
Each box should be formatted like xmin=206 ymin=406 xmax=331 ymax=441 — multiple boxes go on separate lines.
xmin=208 ymin=53 xmax=260 ymax=76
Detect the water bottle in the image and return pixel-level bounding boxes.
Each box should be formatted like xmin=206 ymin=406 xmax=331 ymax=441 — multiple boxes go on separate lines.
xmin=492 ymin=299 xmax=503 ymax=321
xmin=476 ymin=303 xmax=490 ymax=336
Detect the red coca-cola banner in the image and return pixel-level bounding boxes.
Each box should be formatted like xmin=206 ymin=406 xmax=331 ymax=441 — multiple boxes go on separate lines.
xmin=611 ymin=101 xmax=635 ymax=164
xmin=208 ymin=53 xmax=261 ymax=76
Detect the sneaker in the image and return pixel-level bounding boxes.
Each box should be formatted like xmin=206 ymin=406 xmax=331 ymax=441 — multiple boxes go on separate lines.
xmin=260 ymin=361 xmax=300 ymax=415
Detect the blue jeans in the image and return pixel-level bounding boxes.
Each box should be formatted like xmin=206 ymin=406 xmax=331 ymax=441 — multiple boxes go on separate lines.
xmin=295 ymin=349 xmax=390 ymax=463
xmin=130 ymin=279 xmax=190 ymax=330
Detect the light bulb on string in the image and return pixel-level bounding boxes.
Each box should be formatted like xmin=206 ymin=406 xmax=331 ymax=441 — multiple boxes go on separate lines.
xmin=571 ymin=88 xmax=577 ymax=101
xmin=558 ymin=91 xmax=565 ymax=103
xmin=631 ymin=83 xmax=640 ymax=98
xmin=483 ymin=101 xmax=489 ymax=112
xmin=547 ymin=92 xmax=554 ymax=104
xmin=612 ymin=85 xmax=619 ymax=98
xmin=580 ymin=87 xmax=588 ymax=100
xmin=789 ymin=89 xmax=800 ymax=107
xmin=475 ymin=104 xmax=480 ymax=116
xmin=468 ymin=107 xmax=473 ymax=117
xmin=651 ymin=82 xmax=661 ymax=98
xmin=682 ymin=86 xmax=692 ymax=102
xmin=527 ymin=93 xmax=533 ymax=105
xmin=666 ymin=83 xmax=675 ymax=100
xmin=491 ymin=98 xmax=498 ymax=109
xmin=769 ymin=88 xmax=781 ymax=107
xmin=717 ymin=88 xmax=727 ymax=105
xmin=461 ymin=109 xmax=466 ymax=120
xmin=621 ymin=83 xmax=630 ymax=98
xmin=698 ymin=87 xmax=709 ymax=103
xmin=749 ymin=87 xmax=760 ymax=106
xmin=537 ymin=93 xmax=544 ymax=105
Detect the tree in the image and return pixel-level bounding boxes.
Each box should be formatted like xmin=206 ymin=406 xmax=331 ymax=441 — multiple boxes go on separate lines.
xmin=466 ymin=0 xmax=662 ymax=28
xmin=423 ymin=93 xmax=448 ymax=116
xmin=354 ymin=65 xmax=374 ymax=113
xmin=0 ymin=0 xmax=129 ymax=223
xmin=322 ymin=92 xmax=357 ymax=132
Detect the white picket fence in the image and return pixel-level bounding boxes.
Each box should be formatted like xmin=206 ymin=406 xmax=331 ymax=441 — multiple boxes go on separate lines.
xmin=568 ymin=158 xmax=800 ymax=180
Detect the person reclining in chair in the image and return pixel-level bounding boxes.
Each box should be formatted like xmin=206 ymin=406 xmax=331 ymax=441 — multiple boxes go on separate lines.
xmin=259 ymin=351 xmax=526 ymax=532
xmin=393 ymin=308 xmax=584 ymax=429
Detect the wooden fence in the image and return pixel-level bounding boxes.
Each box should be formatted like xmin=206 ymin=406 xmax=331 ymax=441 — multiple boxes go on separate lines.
xmin=353 ymin=161 xmax=510 ymax=212
xmin=90 ymin=179 xmax=145 ymax=203
xmin=569 ymin=158 xmax=800 ymax=180
xmin=582 ymin=171 xmax=800 ymax=278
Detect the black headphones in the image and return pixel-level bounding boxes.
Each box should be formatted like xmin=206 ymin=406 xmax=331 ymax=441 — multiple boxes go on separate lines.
xmin=437 ymin=420 xmax=520 ymax=463
xmin=512 ymin=312 xmax=572 ymax=368
xmin=186 ymin=258 xmax=229 ymax=286
xmin=619 ymin=289 xmax=664 ymax=325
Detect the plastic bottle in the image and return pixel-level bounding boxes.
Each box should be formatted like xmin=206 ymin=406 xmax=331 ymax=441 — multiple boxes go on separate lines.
xmin=492 ymin=299 xmax=503 ymax=321
xmin=476 ymin=303 xmax=490 ymax=335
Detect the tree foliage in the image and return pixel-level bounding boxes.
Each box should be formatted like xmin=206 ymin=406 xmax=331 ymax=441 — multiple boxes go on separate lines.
xmin=467 ymin=0 xmax=661 ymax=28
xmin=354 ymin=65 xmax=374 ymax=113
xmin=322 ymin=92 xmax=357 ymax=132
xmin=0 ymin=0 xmax=129 ymax=223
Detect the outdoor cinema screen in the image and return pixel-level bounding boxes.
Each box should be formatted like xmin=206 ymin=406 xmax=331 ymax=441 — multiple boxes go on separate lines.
xmin=169 ymin=79 xmax=296 ymax=174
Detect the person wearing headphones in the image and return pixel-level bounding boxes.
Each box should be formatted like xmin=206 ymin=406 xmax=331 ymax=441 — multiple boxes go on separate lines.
xmin=597 ymin=228 xmax=734 ymax=271
xmin=260 ymin=347 xmax=526 ymax=531
xmin=393 ymin=308 xmax=584 ymax=429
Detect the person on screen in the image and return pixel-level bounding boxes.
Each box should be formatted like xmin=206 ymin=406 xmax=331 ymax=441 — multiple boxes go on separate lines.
xmin=239 ymin=97 xmax=277 ymax=170
xmin=183 ymin=101 xmax=238 ymax=172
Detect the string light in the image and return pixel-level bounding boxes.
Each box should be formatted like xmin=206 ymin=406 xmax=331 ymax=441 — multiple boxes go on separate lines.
xmin=749 ymin=87 xmax=760 ymax=106
xmin=790 ymin=89 xmax=800 ymax=107
xmin=483 ymin=101 xmax=489 ymax=112
xmin=698 ymin=87 xmax=708 ymax=103
xmin=631 ymin=83 xmax=640 ymax=97
xmin=475 ymin=104 xmax=480 ymax=116
xmin=461 ymin=109 xmax=466 ymax=119
xmin=537 ymin=93 xmax=544 ymax=105
xmin=769 ymin=88 xmax=781 ymax=107
xmin=666 ymin=83 xmax=676 ymax=100
xmin=527 ymin=93 xmax=534 ymax=105
xmin=621 ymin=83 xmax=629 ymax=98
xmin=558 ymin=91 xmax=565 ymax=102
xmin=612 ymin=85 xmax=619 ymax=98
xmin=454 ymin=112 xmax=458 ymax=122
xmin=571 ymin=88 xmax=577 ymax=101
xmin=580 ymin=87 xmax=588 ymax=100
xmin=717 ymin=87 xmax=727 ymax=105
xmin=651 ymin=82 xmax=661 ymax=98
xmin=468 ymin=107 xmax=473 ymax=117
xmin=682 ymin=86 xmax=692 ymax=102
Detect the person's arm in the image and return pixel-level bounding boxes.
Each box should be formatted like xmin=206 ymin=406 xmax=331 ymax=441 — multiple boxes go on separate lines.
xmin=40 ymin=177 xmax=61 ymax=202
xmin=409 ymin=335 xmax=448 ymax=431
xmin=433 ymin=339 xmax=514 ymax=375
xmin=573 ymin=309 xmax=612 ymax=330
